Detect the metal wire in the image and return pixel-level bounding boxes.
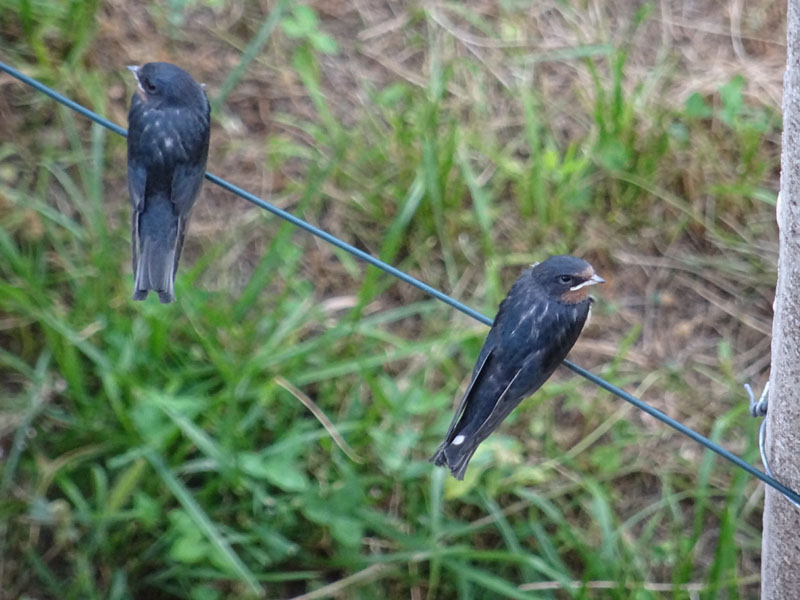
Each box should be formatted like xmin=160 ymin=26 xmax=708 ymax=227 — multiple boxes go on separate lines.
xmin=745 ymin=382 xmax=800 ymax=509
xmin=3 ymin=60 xmax=799 ymax=506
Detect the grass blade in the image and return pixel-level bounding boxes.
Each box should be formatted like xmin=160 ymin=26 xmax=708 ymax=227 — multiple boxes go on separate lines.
xmin=144 ymin=449 xmax=261 ymax=597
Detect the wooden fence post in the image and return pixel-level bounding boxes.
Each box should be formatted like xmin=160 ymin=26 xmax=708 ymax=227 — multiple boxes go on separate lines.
xmin=761 ymin=2 xmax=800 ymax=597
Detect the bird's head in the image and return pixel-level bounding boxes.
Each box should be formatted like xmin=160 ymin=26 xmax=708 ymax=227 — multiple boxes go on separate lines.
xmin=127 ymin=62 xmax=206 ymax=108
xmin=532 ymin=255 xmax=605 ymax=304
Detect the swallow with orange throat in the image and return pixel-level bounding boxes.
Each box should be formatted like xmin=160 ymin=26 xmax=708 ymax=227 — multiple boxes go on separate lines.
xmin=431 ymin=255 xmax=604 ymax=480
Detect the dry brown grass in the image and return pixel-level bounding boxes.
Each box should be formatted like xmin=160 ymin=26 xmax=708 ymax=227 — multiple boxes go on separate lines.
xmin=60 ymin=0 xmax=779 ymax=469
xmin=1 ymin=0 xmax=786 ymax=594
xmin=1 ymin=0 xmax=782 ymax=441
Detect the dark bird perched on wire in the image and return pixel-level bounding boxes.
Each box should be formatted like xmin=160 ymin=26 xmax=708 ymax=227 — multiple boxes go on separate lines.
xmin=431 ymin=255 xmax=604 ymax=480
xmin=127 ymin=62 xmax=210 ymax=303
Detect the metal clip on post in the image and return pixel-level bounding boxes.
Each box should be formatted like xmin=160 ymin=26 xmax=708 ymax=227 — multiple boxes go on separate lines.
xmin=745 ymin=381 xmax=800 ymax=510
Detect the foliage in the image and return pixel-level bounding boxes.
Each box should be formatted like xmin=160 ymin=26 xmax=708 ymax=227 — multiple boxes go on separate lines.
xmin=0 ymin=0 xmax=778 ymax=597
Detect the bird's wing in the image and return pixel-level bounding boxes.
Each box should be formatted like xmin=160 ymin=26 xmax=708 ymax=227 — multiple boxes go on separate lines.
xmin=127 ymin=159 xmax=147 ymax=275
xmin=170 ymin=157 xmax=206 ymax=217
xmin=440 ymin=347 xmax=496 ymax=445
xmin=168 ymin=120 xmax=208 ymax=274
xmin=127 ymin=161 xmax=147 ymax=213
xmin=466 ymin=366 xmax=525 ymax=446
xmin=447 ymin=349 xmax=529 ymax=443
xmin=441 ymin=291 xmax=552 ymax=444
xmin=126 ymin=94 xmax=148 ymax=213
xmin=171 ymin=212 xmax=191 ymax=278
xmin=169 ymin=105 xmax=210 ymax=217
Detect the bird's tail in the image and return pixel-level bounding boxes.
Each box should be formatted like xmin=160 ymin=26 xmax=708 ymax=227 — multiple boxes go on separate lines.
xmin=132 ymin=196 xmax=180 ymax=303
xmin=430 ymin=440 xmax=479 ymax=481
xmin=133 ymin=235 xmax=177 ymax=303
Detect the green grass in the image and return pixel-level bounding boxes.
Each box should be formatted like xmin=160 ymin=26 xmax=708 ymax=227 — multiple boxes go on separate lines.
xmin=0 ymin=0 xmax=779 ymax=598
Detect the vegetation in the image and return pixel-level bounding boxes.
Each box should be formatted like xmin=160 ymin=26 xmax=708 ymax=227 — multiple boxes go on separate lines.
xmin=0 ymin=0 xmax=783 ymax=597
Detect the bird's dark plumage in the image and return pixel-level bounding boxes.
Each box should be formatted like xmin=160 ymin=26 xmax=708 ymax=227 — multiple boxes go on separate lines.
xmin=431 ymin=255 xmax=604 ymax=479
xmin=127 ymin=62 xmax=210 ymax=303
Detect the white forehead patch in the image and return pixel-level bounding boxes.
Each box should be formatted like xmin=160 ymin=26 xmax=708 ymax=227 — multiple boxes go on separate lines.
xmin=452 ymin=435 xmax=466 ymax=446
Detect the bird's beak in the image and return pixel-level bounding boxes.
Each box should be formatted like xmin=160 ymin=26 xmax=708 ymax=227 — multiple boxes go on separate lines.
xmin=570 ymin=272 xmax=605 ymax=291
xmin=127 ymin=65 xmax=144 ymax=93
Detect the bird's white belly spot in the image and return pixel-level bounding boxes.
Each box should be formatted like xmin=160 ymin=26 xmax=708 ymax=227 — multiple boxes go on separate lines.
xmin=452 ymin=435 xmax=466 ymax=446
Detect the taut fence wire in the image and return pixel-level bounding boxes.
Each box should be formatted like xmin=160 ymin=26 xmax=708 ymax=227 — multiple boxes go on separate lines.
xmin=2 ymin=61 xmax=798 ymax=506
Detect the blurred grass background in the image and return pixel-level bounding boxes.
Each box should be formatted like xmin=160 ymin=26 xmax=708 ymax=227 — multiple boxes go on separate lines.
xmin=0 ymin=0 xmax=785 ymax=598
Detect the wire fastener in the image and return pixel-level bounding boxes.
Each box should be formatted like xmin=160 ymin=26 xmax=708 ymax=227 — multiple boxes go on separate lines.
xmin=746 ymin=381 xmax=800 ymax=509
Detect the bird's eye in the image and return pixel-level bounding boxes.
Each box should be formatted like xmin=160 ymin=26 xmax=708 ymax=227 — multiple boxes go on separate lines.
xmin=558 ymin=274 xmax=572 ymax=284
xmin=142 ymin=77 xmax=157 ymax=94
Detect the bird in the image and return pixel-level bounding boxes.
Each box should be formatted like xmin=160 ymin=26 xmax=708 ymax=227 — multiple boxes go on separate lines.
xmin=126 ymin=62 xmax=210 ymax=303
xmin=431 ymin=255 xmax=604 ymax=480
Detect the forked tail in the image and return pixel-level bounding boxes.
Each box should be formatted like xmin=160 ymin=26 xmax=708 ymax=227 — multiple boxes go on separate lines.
xmin=430 ymin=440 xmax=479 ymax=481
